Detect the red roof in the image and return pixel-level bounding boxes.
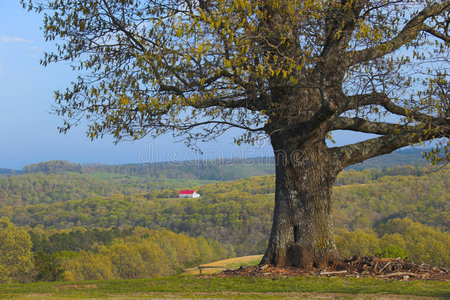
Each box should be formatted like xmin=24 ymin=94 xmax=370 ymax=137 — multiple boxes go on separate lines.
xmin=179 ymin=190 xmax=195 ymax=194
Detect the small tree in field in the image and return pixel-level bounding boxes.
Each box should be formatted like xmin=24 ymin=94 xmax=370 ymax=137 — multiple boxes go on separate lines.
xmin=23 ymin=0 xmax=449 ymax=269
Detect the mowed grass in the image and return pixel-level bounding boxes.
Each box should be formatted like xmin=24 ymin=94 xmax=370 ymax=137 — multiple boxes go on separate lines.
xmin=1 ymin=276 xmax=449 ymax=299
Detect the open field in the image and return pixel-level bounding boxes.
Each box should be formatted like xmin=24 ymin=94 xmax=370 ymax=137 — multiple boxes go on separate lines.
xmin=184 ymin=255 xmax=263 ymax=275
xmin=0 ymin=276 xmax=449 ymax=299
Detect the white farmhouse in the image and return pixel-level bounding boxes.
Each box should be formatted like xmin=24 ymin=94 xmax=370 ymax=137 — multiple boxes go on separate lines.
xmin=178 ymin=190 xmax=201 ymax=198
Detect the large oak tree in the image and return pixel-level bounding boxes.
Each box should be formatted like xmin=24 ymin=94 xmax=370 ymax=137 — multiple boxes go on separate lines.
xmin=23 ymin=0 xmax=449 ymax=268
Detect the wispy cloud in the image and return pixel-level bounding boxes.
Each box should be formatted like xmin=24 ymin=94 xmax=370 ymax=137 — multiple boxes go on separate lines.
xmin=1 ymin=36 xmax=33 ymax=44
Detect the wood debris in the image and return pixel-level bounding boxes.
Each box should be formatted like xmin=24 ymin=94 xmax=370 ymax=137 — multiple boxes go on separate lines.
xmin=208 ymin=256 xmax=449 ymax=281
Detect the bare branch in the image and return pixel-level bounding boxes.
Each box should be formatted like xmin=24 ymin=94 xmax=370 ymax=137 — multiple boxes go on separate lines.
xmin=170 ymin=120 xmax=265 ymax=133
xmin=101 ymin=0 xmax=148 ymax=52
xmin=421 ymin=24 xmax=450 ymax=43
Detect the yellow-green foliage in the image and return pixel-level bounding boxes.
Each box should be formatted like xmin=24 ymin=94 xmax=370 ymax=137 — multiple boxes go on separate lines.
xmin=55 ymin=227 xmax=232 ymax=281
xmin=335 ymin=229 xmax=380 ymax=258
xmin=377 ymin=218 xmax=450 ymax=268
xmin=0 ymin=217 xmax=34 ymax=283
xmin=335 ymin=219 xmax=450 ymax=268
xmin=0 ymin=165 xmax=449 ymax=282
xmin=22 ymin=0 xmax=449 ymax=154
xmin=60 ymin=250 xmax=115 ymax=281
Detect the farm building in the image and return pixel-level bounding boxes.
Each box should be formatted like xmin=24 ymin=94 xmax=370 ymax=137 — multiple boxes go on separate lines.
xmin=179 ymin=190 xmax=201 ymax=198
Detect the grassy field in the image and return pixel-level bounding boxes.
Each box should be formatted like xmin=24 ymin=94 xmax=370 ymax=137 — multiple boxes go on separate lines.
xmin=184 ymin=255 xmax=263 ymax=275
xmin=3 ymin=256 xmax=448 ymax=298
xmin=0 ymin=276 xmax=449 ymax=299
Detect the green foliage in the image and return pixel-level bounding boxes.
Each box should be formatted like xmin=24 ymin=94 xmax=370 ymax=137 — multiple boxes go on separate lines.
xmin=33 ymin=252 xmax=65 ymax=282
xmin=0 ymin=162 xmax=449 ymax=282
xmin=24 ymin=160 xmax=82 ymax=174
xmin=106 ymin=237 xmax=171 ymax=279
xmin=335 ymin=219 xmax=450 ymax=267
xmin=335 ymin=229 xmax=380 ymax=258
xmin=20 ymin=149 xmax=429 ymax=180
xmin=374 ymin=244 xmax=408 ymax=259
xmin=60 ymin=250 xmax=115 ymax=281
xmin=1 ymin=165 xmax=447 ymax=257
xmin=25 ymin=226 xmax=233 ymax=281
xmin=20 ymin=0 xmax=449 ymax=158
xmin=376 ymin=219 xmax=450 ymax=267
xmin=0 ymin=172 xmax=215 ymax=207
xmin=332 ymin=166 xmax=450 ymax=231
xmin=29 ymin=227 xmax=130 ymax=254
xmin=19 ymin=0 xmax=449 ymax=272
xmin=0 ymin=217 xmax=34 ymax=283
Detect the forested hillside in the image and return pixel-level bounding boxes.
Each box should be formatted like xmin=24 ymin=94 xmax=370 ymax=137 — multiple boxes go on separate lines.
xmin=23 ymin=158 xmax=275 ymax=180
xmin=0 ymin=217 xmax=232 ymax=283
xmin=0 ymin=173 xmax=215 ymax=206
xmin=0 ymin=152 xmax=448 ymax=283
xmin=1 ymin=165 xmax=448 ymax=266
xmin=20 ymin=148 xmax=428 ymax=180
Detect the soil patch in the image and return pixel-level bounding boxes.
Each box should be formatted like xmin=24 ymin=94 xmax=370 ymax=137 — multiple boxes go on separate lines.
xmin=209 ymin=256 xmax=449 ymax=281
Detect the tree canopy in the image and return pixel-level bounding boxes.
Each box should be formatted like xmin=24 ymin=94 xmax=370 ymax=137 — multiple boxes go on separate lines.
xmin=0 ymin=217 xmax=34 ymax=283
xmin=22 ymin=0 xmax=449 ymax=158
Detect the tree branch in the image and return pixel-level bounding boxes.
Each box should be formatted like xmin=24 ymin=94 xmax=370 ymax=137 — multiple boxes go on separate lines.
xmin=349 ymin=2 xmax=450 ymax=65
xmin=101 ymin=0 xmax=148 ymax=52
xmin=421 ymin=24 xmax=450 ymax=43
xmin=171 ymin=120 xmax=265 ymax=133
xmin=332 ymin=125 xmax=449 ymax=168
xmin=340 ymin=92 xmax=441 ymax=123
xmin=328 ymin=117 xmax=403 ymax=135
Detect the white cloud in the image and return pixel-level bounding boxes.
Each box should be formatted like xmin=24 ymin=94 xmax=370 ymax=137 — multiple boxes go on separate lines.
xmin=0 ymin=36 xmax=32 ymax=44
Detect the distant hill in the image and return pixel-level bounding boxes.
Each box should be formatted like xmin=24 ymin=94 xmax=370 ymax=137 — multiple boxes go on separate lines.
xmin=0 ymin=168 xmax=23 ymax=176
xmin=22 ymin=160 xmax=82 ymax=174
xmin=1 ymin=165 xmax=448 ymax=261
xmin=18 ymin=148 xmax=431 ymax=180
xmin=346 ymin=148 xmax=429 ymax=171
xmin=22 ymin=157 xmax=275 ymax=180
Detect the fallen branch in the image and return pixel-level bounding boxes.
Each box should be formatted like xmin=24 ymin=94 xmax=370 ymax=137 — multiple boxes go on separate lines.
xmin=378 ymin=272 xmax=417 ymax=278
xmin=379 ymin=261 xmax=391 ymax=273
xmin=320 ymin=270 xmax=348 ymax=276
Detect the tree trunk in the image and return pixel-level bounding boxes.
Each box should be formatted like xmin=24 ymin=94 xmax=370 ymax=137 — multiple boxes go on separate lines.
xmin=261 ymin=132 xmax=340 ymax=269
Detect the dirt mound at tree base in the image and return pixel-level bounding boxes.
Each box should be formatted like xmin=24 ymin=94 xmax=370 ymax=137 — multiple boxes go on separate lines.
xmin=212 ymin=256 xmax=449 ymax=281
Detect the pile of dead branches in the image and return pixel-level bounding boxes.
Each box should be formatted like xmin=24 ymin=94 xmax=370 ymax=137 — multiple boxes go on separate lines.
xmin=213 ymin=256 xmax=449 ymax=281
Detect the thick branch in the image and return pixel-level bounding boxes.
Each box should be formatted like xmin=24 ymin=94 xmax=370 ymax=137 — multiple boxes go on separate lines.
xmin=332 ymin=125 xmax=449 ymax=168
xmin=328 ymin=117 xmax=403 ymax=135
xmin=341 ymin=92 xmax=441 ymax=123
xmin=341 ymin=92 xmax=388 ymax=111
xmin=349 ymin=2 xmax=450 ymax=65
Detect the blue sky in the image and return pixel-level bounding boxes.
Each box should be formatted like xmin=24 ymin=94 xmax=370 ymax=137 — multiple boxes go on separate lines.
xmin=0 ymin=0 xmax=373 ymax=170
xmin=0 ymin=0 xmax=272 ymax=169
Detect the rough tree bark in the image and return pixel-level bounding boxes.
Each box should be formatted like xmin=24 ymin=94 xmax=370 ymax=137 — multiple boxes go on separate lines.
xmin=261 ymin=131 xmax=341 ymax=269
